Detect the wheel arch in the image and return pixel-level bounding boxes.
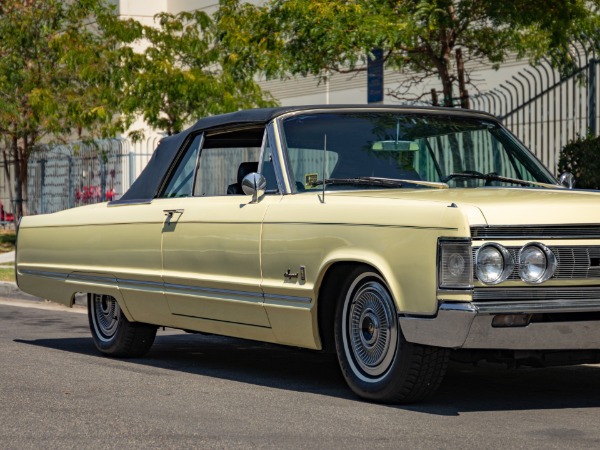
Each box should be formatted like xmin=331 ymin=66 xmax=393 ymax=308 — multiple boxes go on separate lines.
xmin=85 ymin=289 xmax=134 ymax=322
xmin=316 ymin=259 xmax=398 ymax=353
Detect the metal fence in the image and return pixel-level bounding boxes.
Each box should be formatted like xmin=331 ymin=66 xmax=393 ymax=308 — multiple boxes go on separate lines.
xmin=27 ymin=139 xmax=154 ymax=215
xmin=471 ymin=36 xmax=599 ymax=173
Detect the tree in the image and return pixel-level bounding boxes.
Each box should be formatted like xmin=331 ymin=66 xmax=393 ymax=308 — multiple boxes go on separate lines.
xmin=0 ymin=0 xmax=135 ymax=219
xmin=123 ymin=10 xmax=277 ymax=137
xmin=0 ymin=1 xmax=277 ymax=218
xmin=216 ymin=0 xmax=600 ymax=108
xmin=558 ymin=135 xmax=600 ymax=189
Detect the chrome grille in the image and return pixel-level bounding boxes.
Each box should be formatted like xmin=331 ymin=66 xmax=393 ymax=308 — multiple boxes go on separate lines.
xmin=471 ymin=225 xmax=600 ymax=239
xmin=473 ymin=286 xmax=600 ymax=302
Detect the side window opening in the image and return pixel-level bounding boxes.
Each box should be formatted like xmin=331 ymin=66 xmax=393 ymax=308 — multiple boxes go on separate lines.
xmin=161 ymin=126 xmax=282 ymax=198
xmin=193 ymin=127 xmax=264 ymax=197
xmin=161 ymin=134 xmax=203 ymax=198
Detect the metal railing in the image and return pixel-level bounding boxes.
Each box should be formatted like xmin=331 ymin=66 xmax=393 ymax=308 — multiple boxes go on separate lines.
xmin=27 ymin=138 xmax=154 ymax=215
xmin=471 ymin=35 xmax=599 ymax=173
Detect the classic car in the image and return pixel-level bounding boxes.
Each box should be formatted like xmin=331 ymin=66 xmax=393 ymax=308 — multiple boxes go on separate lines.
xmin=15 ymin=105 xmax=600 ymax=403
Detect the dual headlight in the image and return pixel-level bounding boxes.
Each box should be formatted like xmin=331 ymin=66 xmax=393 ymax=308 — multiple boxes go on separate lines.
xmin=476 ymin=242 xmax=557 ymax=285
xmin=439 ymin=240 xmax=558 ymax=289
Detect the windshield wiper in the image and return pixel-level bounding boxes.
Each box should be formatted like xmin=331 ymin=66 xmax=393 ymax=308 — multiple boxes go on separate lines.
xmin=309 ymin=177 xmax=403 ymax=188
xmin=309 ymin=177 xmax=449 ymax=189
xmin=442 ymin=171 xmax=558 ymax=188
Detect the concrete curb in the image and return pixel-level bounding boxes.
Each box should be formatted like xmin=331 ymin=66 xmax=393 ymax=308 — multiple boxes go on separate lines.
xmin=0 ymin=281 xmax=42 ymax=302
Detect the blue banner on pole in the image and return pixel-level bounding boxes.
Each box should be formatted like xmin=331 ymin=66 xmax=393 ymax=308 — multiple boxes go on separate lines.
xmin=368 ymin=48 xmax=384 ymax=104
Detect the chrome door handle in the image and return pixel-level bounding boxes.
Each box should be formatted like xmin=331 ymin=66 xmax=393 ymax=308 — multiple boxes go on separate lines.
xmin=164 ymin=209 xmax=184 ymax=225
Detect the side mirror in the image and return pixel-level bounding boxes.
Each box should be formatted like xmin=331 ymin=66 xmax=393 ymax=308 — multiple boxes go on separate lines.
xmin=241 ymin=172 xmax=267 ymax=203
xmin=559 ymin=172 xmax=575 ymax=189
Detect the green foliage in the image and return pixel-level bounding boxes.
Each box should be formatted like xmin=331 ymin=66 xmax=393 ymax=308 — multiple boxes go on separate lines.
xmin=558 ymin=134 xmax=600 ymax=189
xmin=0 ymin=0 xmax=133 ymax=140
xmin=123 ymin=10 xmax=277 ymax=137
xmin=0 ymin=230 xmax=16 ymax=253
xmin=0 ymin=1 xmax=276 ymax=217
xmin=216 ymin=0 xmax=600 ymax=106
xmin=0 ymin=0 xmax=137 ymax=217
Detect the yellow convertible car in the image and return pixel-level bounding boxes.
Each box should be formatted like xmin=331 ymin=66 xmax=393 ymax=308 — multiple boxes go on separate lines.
xmin=16 ymin=106 xmax=600 ymax=403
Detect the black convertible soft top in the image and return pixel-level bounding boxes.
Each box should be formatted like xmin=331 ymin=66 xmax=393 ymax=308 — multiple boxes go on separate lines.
xmin=113 ymin=105 xmax=495 ymax=204
xmin=114 ymin=107 xmax=292 ymax=203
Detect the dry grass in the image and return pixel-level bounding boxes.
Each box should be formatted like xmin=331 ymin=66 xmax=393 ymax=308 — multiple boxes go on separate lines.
xmin=0 ymin=267 xmax=15 ymax=282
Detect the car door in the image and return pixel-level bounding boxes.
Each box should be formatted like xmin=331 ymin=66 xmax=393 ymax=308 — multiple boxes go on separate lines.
xmin=106 ymin=201 xmax=171 ymax=324
xmin=160 ymin=128 xmax=279 ymax=328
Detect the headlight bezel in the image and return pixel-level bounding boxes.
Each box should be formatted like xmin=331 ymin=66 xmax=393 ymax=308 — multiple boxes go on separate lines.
xmin=475 ymin=243 xmax=514 ymax=285
xmin=518 ymin=242 xmax=557 ymax=284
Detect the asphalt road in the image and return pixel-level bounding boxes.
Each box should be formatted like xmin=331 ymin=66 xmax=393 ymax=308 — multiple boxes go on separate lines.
xmin=1 ymin=299 xmax=600 ymax=450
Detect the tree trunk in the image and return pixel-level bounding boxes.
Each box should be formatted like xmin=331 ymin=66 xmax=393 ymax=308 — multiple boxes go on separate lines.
xmin=438 ymin=60 xmax=454 ymax=107
xmin=11 ymin=134 xmax=23 ymax=222
xmin=456 ymin=48 xmax=470 ymax=109
xmin=1 ymin=145 xmax=14 ymax=223
xmin=20 ymin=139 xmax=28 ymax=217
xmin=431 ymin=88 xmax=439 ymax=106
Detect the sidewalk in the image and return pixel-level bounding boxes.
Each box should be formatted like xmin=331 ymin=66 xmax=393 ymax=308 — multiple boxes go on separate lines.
xmin=0 ymin=251 xmax=14 ymax=264
xmin=0 ymin=251 xmax=36 ymax=301
xmin=0 ymin=249 xmax=86 ymax=307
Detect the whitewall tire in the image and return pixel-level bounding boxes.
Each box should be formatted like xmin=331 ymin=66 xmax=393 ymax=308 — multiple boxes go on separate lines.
xmin=334 ymin=267 xmax=449 ymax=403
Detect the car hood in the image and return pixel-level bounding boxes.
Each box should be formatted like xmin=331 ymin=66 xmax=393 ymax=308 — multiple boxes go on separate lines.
xmin=333 ymin=187 xmax=600 ymax=226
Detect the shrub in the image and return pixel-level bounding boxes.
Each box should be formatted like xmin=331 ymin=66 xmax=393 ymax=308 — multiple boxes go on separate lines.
xmin=558 ymin=134 xmax=600 ymax=189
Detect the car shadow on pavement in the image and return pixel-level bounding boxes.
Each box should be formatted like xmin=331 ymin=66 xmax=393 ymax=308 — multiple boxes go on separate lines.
xmin=16 ymin=331 xmax=600 ymax=416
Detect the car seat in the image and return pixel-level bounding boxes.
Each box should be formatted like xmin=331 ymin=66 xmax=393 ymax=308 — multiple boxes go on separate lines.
xmin=227 ymin=161 xmax=259 ymax=195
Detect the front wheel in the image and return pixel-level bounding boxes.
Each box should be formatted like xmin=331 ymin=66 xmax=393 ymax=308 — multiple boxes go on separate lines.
xmin=88 ymin=293 xmax=157 ymax=357
xmin=334 ymin=268 xmax=449 ymax=403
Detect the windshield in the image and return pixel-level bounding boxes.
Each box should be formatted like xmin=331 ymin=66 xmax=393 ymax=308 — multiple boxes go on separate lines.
xmin=281 ymin=112 xmax=557 ymax=191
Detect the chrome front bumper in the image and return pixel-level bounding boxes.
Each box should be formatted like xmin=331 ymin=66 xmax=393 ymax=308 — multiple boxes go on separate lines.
xmin=399 ymin=300 xmax=600 ymax=350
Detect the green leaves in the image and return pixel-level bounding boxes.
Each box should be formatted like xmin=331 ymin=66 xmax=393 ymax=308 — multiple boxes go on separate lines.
xmin=216 ymin=0 xmax=600 ymax=107
xmin=123 ymin=8 xmax=276 ymax=137
xmin=0 ymin=0 xmax=132 ymax=142
xmin=558 ymin=134 xmax=600 ymax=189
xmin=0 ymin=0 xmax=277 ymax=217
xmin=0 ymin=0 xmax=138 ymax=217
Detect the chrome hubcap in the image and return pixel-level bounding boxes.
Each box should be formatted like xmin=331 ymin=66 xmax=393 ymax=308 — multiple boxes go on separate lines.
xmin=347 ymin=279 xmax=398 ymax=378
xmin=92 ymin=294 xmax=120 ymax=341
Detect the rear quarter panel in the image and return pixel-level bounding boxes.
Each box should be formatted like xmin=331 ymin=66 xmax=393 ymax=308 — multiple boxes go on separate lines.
xmin=16 ymin=202 xmax=166 ymax=321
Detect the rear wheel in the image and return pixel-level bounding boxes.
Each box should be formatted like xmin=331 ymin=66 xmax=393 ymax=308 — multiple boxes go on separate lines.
xmin=334 ymin=267 xmax=449 ymax=403
xmin=88 ymin=293 xmax=157 ymax=357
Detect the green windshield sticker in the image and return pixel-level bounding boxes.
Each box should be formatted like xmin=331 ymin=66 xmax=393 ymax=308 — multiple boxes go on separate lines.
xmin=305 ymin=173 xmax=318 ymax=189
